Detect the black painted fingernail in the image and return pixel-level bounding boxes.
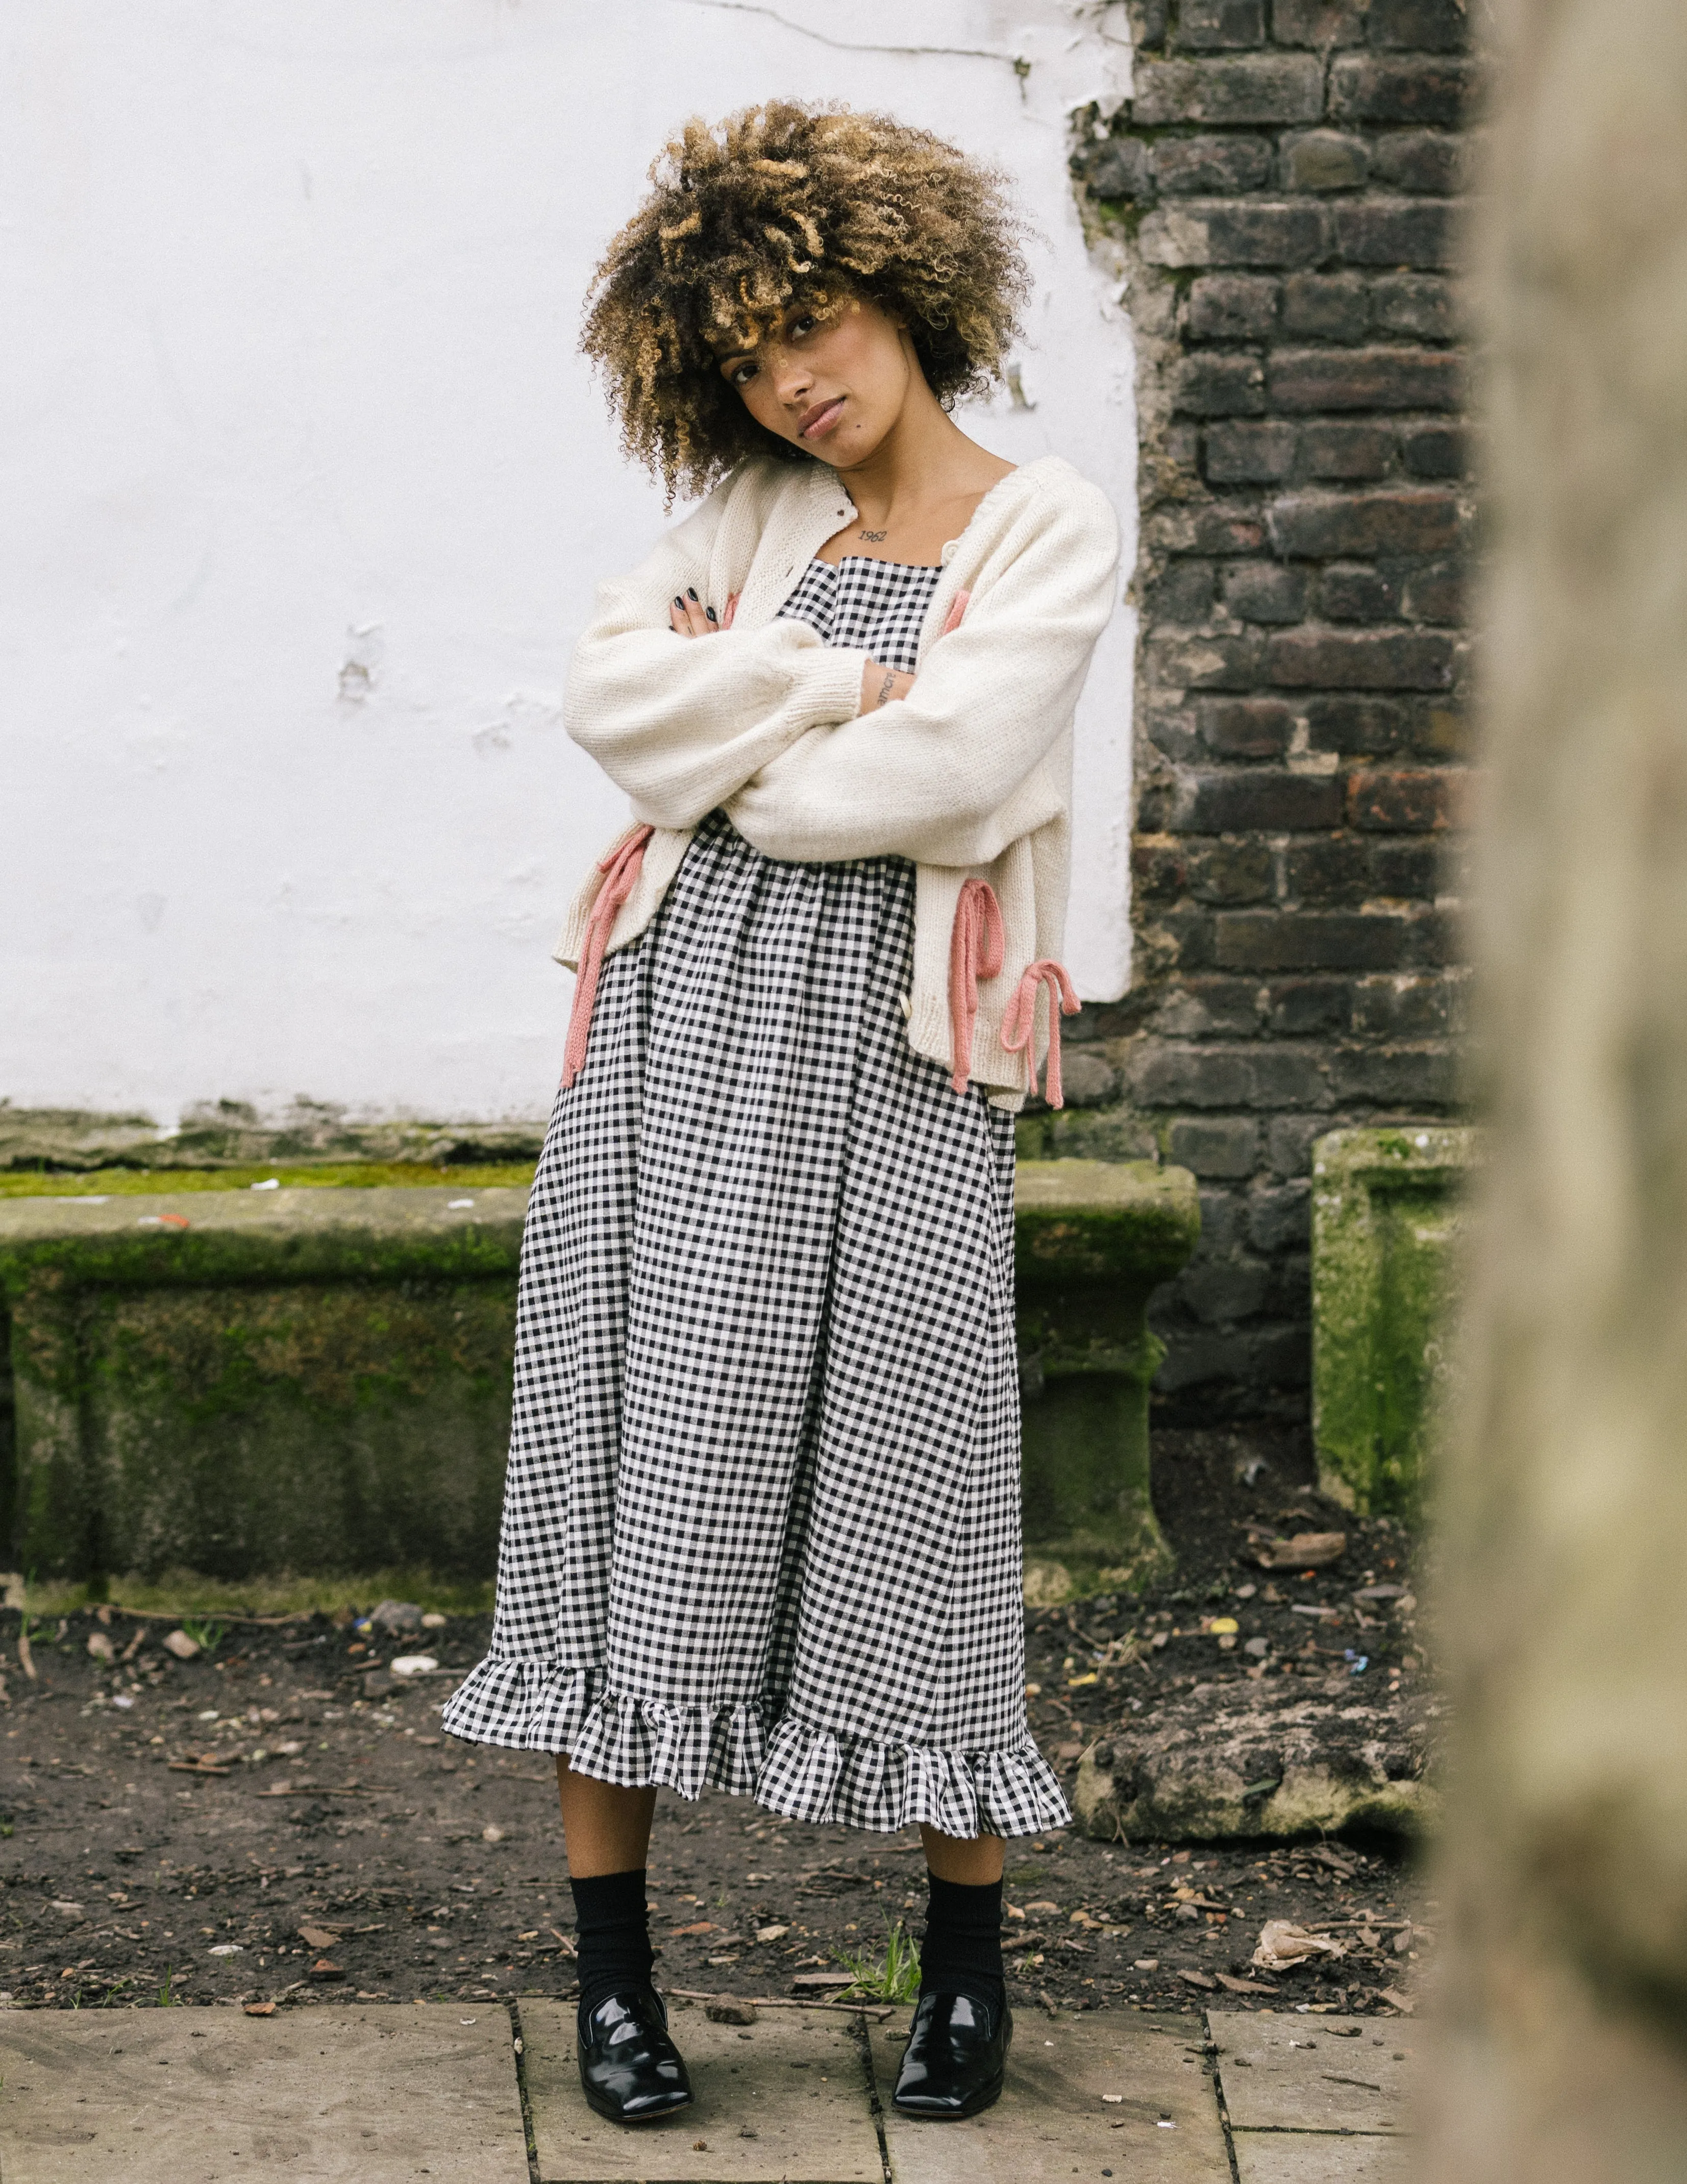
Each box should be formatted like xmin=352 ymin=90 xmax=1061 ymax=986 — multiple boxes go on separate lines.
xmin=706 ymin=606 xmax=717 ymax=622
xmin=674 ymin=596 xmax=685 ymax=609
xmin=687 ymin=587 xmax=699 ymax=602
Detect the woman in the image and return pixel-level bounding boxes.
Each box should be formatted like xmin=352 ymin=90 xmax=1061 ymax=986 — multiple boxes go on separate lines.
xmin=444 ymin=100 xmax=1119 ymax=2126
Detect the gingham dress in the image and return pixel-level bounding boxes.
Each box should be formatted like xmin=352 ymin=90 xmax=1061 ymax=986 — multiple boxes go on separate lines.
xmin=442 ymin=556 xmax=1070 ymax=1839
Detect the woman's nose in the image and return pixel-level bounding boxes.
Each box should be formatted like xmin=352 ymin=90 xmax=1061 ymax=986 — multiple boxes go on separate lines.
xmin=771 ymin=349 xmax=812 ymax=404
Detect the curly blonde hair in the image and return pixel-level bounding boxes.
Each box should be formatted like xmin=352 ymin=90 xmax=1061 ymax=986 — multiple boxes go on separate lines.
xmin=582 ymin=101 xmax=1029 ymax=503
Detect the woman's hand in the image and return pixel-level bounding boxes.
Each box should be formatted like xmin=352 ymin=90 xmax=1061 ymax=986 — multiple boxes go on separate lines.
xmin=861 ymin=660 xmax=915 ymax=714
xmin=668 ymin=588 xmax=725 ymax=636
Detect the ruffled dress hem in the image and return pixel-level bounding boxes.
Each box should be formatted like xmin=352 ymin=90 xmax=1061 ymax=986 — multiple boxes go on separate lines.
xmin=439 ymin=1656 xmax=1072 ymax=1838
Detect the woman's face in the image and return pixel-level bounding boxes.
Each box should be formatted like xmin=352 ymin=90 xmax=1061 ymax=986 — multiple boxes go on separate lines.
xmin=715 ymin=292 xmax=920 ymax=465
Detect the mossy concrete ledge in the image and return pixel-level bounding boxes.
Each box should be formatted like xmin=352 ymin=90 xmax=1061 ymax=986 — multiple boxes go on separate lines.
xmin=1014 ymin=1159 xmax=1200 ymax=1602
xmin=1311 ymin=1125 xmax=1479 ymax=1519
xmin=0 ymin=1160 xmax=1199 ymax=1593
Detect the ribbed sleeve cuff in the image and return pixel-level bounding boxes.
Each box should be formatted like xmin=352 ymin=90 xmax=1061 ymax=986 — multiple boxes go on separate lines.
xmin=787 ymin=643 xmax=870 ymax=729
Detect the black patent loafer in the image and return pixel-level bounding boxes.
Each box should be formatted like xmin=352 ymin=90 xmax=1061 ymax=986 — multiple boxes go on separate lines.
xmin=577 ymin=1987 xmax=693 ymax=2125
xmin=892 ymin=1991 xmax=1012 ymax=2119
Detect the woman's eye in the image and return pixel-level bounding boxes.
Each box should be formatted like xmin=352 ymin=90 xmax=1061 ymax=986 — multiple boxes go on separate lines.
xmin=730 ymin=362 xmax=757 ymax=386
xmin=791 ymin=314 xmax=816 ymax=337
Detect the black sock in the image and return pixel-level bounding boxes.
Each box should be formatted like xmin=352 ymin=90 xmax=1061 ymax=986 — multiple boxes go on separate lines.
xmin=571 ymin=1868 xmax=654 ymax=2030
xmin=918 ymin=1872 xmax=1006 ymax=2021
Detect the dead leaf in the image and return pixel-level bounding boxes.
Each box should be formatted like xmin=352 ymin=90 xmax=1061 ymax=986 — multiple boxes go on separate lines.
xmin=243 ymin=2001 xmax=276 ymax=2017
xmin=1253 ymin=1920 xmax=1347 ymax=1971
xmin=670 ymin=1921 xmax=715 ymax=1936
xmin=1379 ymin=1986 xmax=1416 ymax=2014
xmin=1214 ymin=1973 xmax=1277 ymax=1994
xmin=1178 ymin=1970 xmax=1217 ymax=1990
xmin=1256 ymin=1532 xmax=1347 ymax=1571
xmin=297 ymin=1924 xmax=342 ymax=1950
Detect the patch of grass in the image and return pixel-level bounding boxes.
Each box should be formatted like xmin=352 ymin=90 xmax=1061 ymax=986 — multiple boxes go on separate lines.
xmin=180 ymin=1617 xmax=225 ymax=1656
xmin=0 ymin=1162 xmax=537 ymax=1200
xmin=7 ymin=1568 xmax=497 ymax=1620
xmin=834 ymin=1921 xmax=921 ymax=2005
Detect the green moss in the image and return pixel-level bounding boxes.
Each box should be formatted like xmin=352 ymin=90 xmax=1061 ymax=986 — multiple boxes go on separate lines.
xmin=0 ymin=1161 xmax=537 ymax=1200
xmin=11 ymin=1568 xmax=496 ymax=1619
xmin=1311 ymin=1126 xmax=1477 ymax=1518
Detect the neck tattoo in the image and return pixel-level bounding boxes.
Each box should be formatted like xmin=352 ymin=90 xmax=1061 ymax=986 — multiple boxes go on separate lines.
xmin=857 ymin=527 xmax=888 ymax=542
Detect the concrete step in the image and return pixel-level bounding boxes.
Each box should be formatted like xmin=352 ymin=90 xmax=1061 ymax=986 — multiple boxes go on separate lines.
xmin=0 ymin=1159 xmax=1197 ymax=1598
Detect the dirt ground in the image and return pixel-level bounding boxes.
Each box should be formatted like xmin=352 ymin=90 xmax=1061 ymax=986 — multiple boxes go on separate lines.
xmin=0 ymin=1427 xmax=1431 ymax=2019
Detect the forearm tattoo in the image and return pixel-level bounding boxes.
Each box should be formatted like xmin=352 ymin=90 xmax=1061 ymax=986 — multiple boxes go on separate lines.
xmin=877 ymin=669 xmax=898 ymax=709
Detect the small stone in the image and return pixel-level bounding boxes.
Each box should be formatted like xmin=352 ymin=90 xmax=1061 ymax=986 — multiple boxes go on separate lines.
xmin=86 ymin=1632 xmax=115 ymax=1663
xmin=481 ymin=1825 xmax=506 ymax=1844
xmin=162 ymin=1630 xmax=200 ymax=1660
xmin=370 ymin=1600 xmax=424 ymax=1634
xmin=420 ymin=1611 xmax=449 ymax=1629
xmin=389 ymin=1655 xmax=439 ymax=1679
xmin=704 ymin=1996 xmax=758 ymax=2024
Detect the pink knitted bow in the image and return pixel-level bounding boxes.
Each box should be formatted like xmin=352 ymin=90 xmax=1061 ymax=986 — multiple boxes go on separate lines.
xmin=560 ymin=824 xmax=654 ymax=1089
xmin=1001 ymin=957 xmax=1082 ymax=1108
xmin=948 ymin=876 xmax=1004 ymax=1095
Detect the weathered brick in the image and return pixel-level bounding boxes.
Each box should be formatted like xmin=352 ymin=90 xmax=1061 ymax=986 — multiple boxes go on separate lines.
xmin=1401 ymin=905 xmax=1464 ymax=967
xmin=1154 ymin=1329 xmax=1258 ymax=1393
xmin=1269 ymin=345 xmax=1463 ymax=409
xmin=1198 ymin=697 xmax=1298 ymax=758
xmin=1131 ymin=55 xmax=1326 ymax=126
xmin=1184 ymin=838 xmax=1277 ymax=902
xmin=1148 ymin=558 xmax=1218 ymax=622
xmin=1267 ymin=979 xmax=1353 ymax=1034
xmin=1330 ymin=56 xmax=1473 ymax=125
xmin=1175 ymin=770 xmax=1345 ymax=832
xmin=1371 ymin=130 xmax=1465 ymax=195
xmin=1372 ymin=273 xmax=1459 ymax=339
xmin=1249 ymin=1182 xmax=1312 ymax=1251
xmin=1225 ymin=560 xmax=1309 ymax=623
xmin=1169 ymin=1116 xmax=1261 ymax=1177
xmin=1133 ymin=838 xmax=1188 ymax=902
xmin=1182 ymin=1257 xmax=1273 ymax=1323
xmin=1322 ymin=562 xmax=1400 ymax=620
xmin=1157 ymin=135 xmax=1273 ymax=195
xmin=1217 ymin=911 xmax=1409 ymax=970
xmin=1268 ymin=1113 xmax=1327 ymax=1178
xmin=1410 ymin=705 xmax=1471 ymax=758
xmin=1267 ymin=486 xmax=1460 ymax=556
xmin=1151 ymin=977 xmax=1264 ymax=1037
xmin=1248 ymin=1047 xmax=1337 ymax=1108
xmin=1298 ymin=422 xmax=1396 ymax=479
xmin=1304 ymin=695 xmax=1415 ymax=753
xmin=1368 ymin=0 xmax=1470 ymax=50
xmin=1128 ymin=0 xmax=1171 ymax=44
xmin=1151 ymin=506 xmax=1271 ymax=556
xmin=1269 ymin=629 xmax=1455 ymax=689
xmin=1285 ymin=131 xmax=1370 ymax=191
xmin=1347 ymin=764 xmax=1466 ymax=830
xmin=1174 ymin=353 xmax=1267 ymax=416
xmin=1271 ymin=0 xmax=1368 ymax=44
xmin=1333 ymin=199 xmax=1461 ymax=268
xmin=1188 ymin=275 xmax=1280 ymax=340
xmin=1146 ymin=704 xmax=1202 ymax=765
xmin=1131 ymin=1042 xmax=1257 ymax=1108
xmin=1283 ymin=835 xmax=1370 ymax=901
xmin=1329 ymin=1044 xmax=1460 ymax=1103
xmin=1179 ymin=0 xmax=1269 ymax=47
xmin=1403 ymin=558 xmax=1463 ymax=623
xmin=1351 ymin=972 xmax=1465 ymax=1038
xmin=1401 ymin=422 xmax=1466 ymax=477
xmin=1206 ymin=420 xmax=1298 ymax=482
xmin=1144 ymin=202 xmax=1326 ymax=267
xmin=1150 ymin=632 xmax=1268 ymax=690
xmin=1152 ymin=904 xmax=1222 ymax=970
xmin=1281 ymin=273 xmax=1371 ymax=342
xmin=1077 ymin=135 xmax=1155 ymax=203
xmin=1368 ymin=837 xmax=1444 ymax=897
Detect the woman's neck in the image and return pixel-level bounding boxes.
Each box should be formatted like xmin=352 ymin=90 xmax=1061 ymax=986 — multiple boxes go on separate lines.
xmin=820 ymin=377 xmax=1013 ymax=565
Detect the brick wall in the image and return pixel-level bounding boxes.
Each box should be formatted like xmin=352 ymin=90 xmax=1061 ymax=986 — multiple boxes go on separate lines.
xmin=1045 ymin=0 xmax=1476 ymax=1424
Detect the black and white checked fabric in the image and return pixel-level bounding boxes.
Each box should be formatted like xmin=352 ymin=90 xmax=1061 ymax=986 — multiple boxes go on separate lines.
xmin=776 ymin=553 xmax=941 ymax=668
xmin=442 ymin=559 xmax=1069 ymax=1838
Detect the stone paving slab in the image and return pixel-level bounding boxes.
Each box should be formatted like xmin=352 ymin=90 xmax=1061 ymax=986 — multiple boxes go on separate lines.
xmin=520 ymin=1998 xmax=884 ymax=2182
xmin=0 ymin=2003 xmax=529 ymax=2183
xmin=1207 ymin=2012 xmax=1414 ymax=2136
xmin=1231 ymin=2133 xmax=1416 ymax=2182
xmin=868 ymin=2007 xmax=1229 ymax=2182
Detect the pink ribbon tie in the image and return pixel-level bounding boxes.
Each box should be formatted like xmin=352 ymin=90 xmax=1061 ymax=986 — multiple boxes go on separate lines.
xmin=560 ymin=824 xmax=654 ymax=1089
xmin=948 ymin=877 xmax=1004 ymax=1095
xmin=1002 ymin=958 xmax=1082 ymax=1108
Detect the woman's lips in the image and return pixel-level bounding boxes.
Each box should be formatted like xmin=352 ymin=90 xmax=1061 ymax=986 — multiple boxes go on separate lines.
xmin=798 ymin=397 xmax=845 ymax=439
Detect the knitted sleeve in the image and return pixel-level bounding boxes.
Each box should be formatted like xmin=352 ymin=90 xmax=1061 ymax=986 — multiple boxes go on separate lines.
xmin=565 ymin=473 xmax=867 ymax=829
xmin=721 ymin=475 xmax=1121 ymax=868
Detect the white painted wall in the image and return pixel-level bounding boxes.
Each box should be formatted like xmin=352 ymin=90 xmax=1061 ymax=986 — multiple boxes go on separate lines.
xmin=2 ymin=1 xmax=1136 ymax=1130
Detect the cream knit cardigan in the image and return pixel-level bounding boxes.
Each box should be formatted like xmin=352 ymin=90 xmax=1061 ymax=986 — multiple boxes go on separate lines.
xmin=555 ymin=451 xmax=1121 ymax=1113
